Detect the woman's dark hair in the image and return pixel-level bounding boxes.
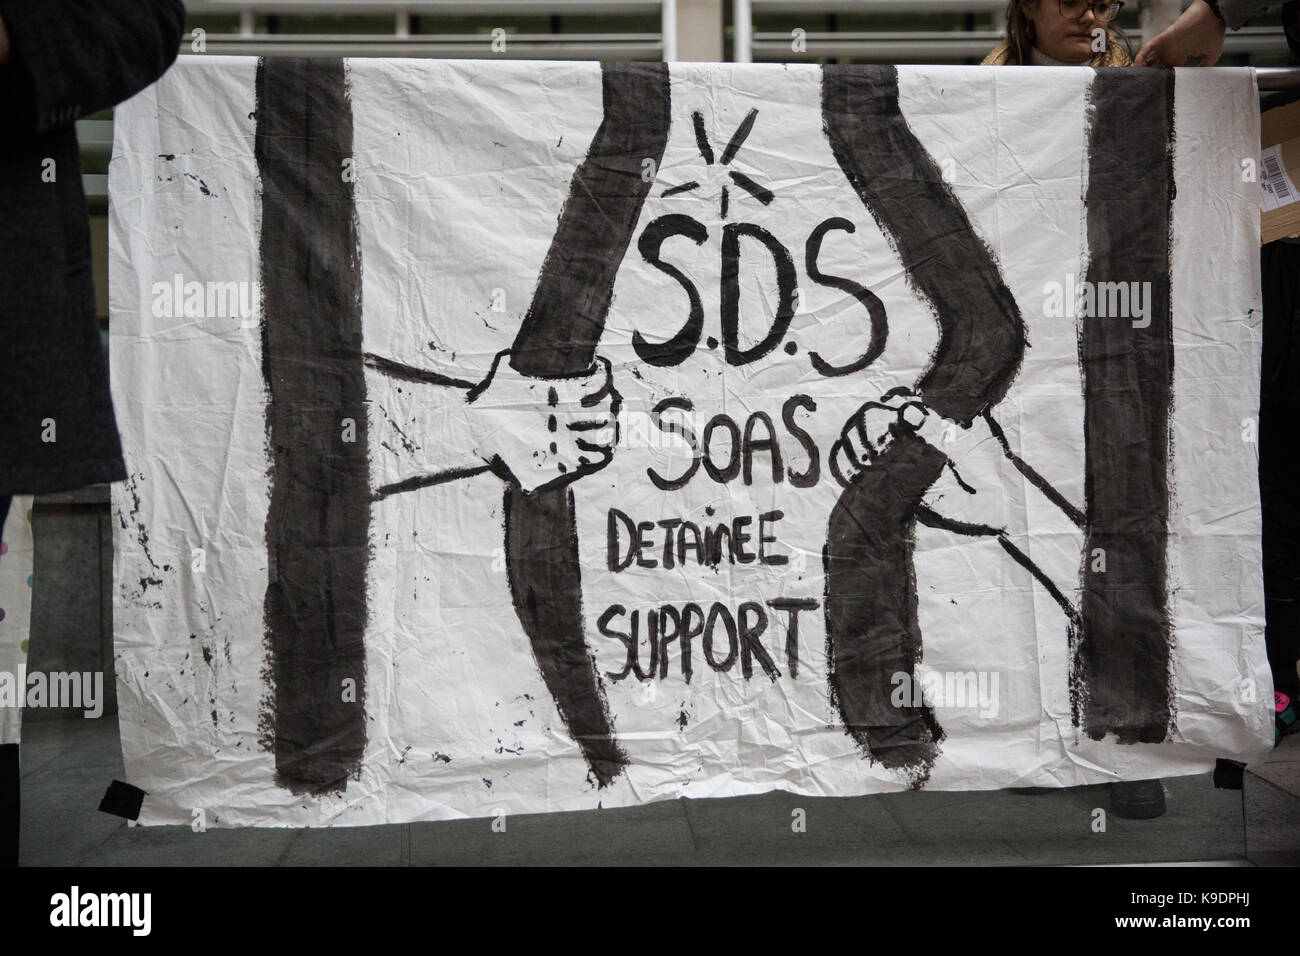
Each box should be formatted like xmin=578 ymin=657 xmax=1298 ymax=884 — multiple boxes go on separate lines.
xmin=999 ymin=0 xmax=1134 ymax=65
xmin=1001 ymin=0 xmax=1037 ymax=64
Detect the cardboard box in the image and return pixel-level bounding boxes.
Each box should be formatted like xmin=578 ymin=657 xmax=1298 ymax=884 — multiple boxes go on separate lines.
xmin=1262 ymin=99 xmax=1300 ymax=244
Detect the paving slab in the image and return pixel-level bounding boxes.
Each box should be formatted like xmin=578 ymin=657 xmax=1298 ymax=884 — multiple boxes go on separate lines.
xmin=15 ymin=716 xmax=1297 ymax=866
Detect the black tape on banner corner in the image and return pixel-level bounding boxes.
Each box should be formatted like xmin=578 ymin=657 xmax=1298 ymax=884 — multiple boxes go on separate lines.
xmin=98 ymin=780 xmax=146 ymax=820
xmin=1213 ymin=758 xmax=1247 ymax=790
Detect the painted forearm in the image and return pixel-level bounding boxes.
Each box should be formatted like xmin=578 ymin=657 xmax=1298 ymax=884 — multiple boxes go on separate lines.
xmin=364 ymin=349 xmax=621 ymax=498
xmin=365 ymin=365 xmax=490 ymax=499
xmin=911 ymin=411 xmax=1084 ymax=621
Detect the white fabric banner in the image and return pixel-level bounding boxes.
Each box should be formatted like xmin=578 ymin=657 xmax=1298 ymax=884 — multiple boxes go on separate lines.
xmin=109 ymin=57 xmax=1270 ymax=827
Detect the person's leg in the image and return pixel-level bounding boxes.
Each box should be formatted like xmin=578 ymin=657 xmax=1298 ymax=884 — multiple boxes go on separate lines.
xmin=0 ymin=741 xmax=14 ymax=867
xmin=1261 ymin=242 xmax=1300 ymax=713
xmin=1110 ymin=778 xmax=1166 ymax=819
xmin=0 ymin=494 xmax=15 ymax=865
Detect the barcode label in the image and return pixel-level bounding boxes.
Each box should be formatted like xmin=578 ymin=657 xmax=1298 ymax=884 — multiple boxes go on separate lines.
xmin=1261 ymin=144 xmax=1299 ymax=213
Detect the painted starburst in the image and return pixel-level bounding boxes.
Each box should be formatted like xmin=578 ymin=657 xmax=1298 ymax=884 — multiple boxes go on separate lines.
xmin=661 ymin=109 xmax=775 ymax=219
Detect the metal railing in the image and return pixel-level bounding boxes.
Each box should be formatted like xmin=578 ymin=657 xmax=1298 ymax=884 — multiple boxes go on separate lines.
xmin=78 ymin=2 xmax=1300 ymax=204
xmin=733 ymin=0 xmax=1292 ymax=62
xmin=184 ymin=0 xmax=678 ymax=59
xmin=734 ymin=0 xmax=1006 ymax=63
xmin=82 ymin=0 xmax=683 ymax=203
xmin=1261 ymin=65 xmax=1300 ymax=87
xmin=743 ymin=25 xmax=1291 ymax=61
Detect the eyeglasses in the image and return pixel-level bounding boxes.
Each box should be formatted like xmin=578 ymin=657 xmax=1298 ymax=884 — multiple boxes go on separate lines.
xmin=1058 ymin=0 xmax=1124 ymax=21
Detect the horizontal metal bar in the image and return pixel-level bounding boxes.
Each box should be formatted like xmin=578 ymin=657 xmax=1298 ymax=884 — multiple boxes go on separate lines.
xmin=751 ymin=25 xmax=1290 ymax=58
xmin=74 ymin=120 xmax=115 ymax=150
xmin=35 ymin=485 xmax=111 ymax=507
xmin=82 ymin=173 xmax=108 ymax=202
xmin=753 ymin=24 xmax=1287 ymax=40
xmin=751 ymin=0 xmax=1008 ymax=11
xmin=755 ymin=29 xmax=1005 ymax=41
xmin=189 ymin=30 xmax=663 ymax=39
xmin=186 ymin=1 xmax=664 ymax=14
xmin=753 ymin=35 xmax=1004 ymax=57
xmin=1222 ymin=29 xmax=1294 ymax=52
xmin=1259 ymin=67 xmax=1300 ymax=89
xmin=183 ymin=35 xmax=664 ymax=56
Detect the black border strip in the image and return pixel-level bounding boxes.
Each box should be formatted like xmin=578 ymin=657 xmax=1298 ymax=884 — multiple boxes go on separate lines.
xmin=256 ymin=57 xmax=370 ymax=794
xmin=1074 ymin=69 xmax=1176 ymax=743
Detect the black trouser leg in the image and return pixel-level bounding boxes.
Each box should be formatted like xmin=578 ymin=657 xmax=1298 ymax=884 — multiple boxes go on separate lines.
xmin=1261 ymin=243 xmax=1300 ymax=702
xmin=0 ymin=742 xmax=15 ymax=866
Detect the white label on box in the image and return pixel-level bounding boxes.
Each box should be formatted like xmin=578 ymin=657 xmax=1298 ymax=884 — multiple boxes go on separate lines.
xmin=1261 ymin=143 xmax=1300 ymax=213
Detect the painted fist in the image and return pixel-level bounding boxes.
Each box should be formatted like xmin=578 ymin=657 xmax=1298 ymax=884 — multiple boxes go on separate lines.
xmin=469 ymin=350 xmax=621 ymax=493
xmin=830 ymin=387 xmax=930 ymax=488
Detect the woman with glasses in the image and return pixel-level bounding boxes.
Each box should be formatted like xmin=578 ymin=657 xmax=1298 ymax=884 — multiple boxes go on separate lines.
xmin=983 ymin=0 xmax=1133 ymax=65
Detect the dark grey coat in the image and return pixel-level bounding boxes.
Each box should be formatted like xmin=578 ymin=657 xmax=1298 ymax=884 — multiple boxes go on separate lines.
xmin=1220 ymin=0 xmax=1279 ymax=28
xmin=0 ymin=0 xmax=185 ymax=494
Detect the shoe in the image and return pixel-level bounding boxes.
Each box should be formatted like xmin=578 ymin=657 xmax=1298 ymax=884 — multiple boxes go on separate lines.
xmin=1276 ymin=691 xmax=1296 ymax=745
xmin=1110 ymin=779 xmax=1166 ymax=819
